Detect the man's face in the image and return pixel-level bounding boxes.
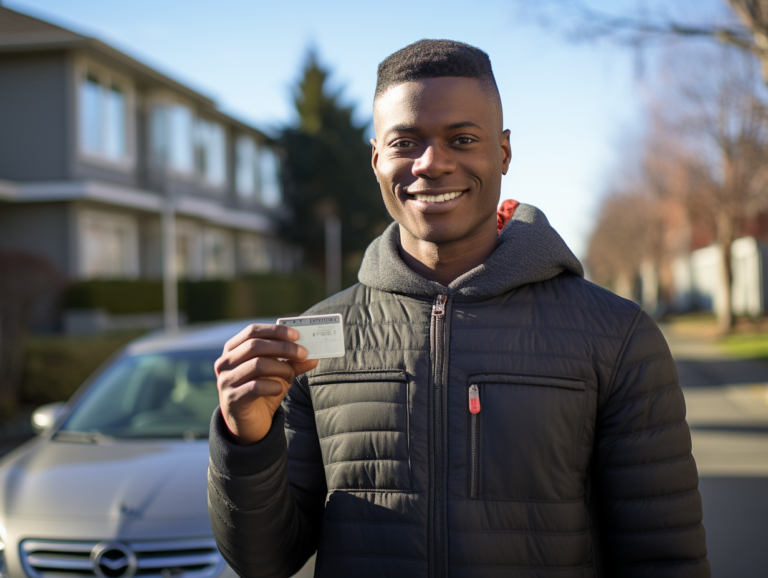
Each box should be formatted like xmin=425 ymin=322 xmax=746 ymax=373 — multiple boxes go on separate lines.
xmin=372 ymin=77 xmax=511 ymax=245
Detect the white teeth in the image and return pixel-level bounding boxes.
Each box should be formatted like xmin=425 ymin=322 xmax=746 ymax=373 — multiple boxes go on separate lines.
xmin=413 ymin=191 xmax=463 ymax=203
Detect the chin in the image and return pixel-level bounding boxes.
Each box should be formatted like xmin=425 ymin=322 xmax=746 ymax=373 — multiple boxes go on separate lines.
xmin=402 ymin=221 xmax=470 ymax=245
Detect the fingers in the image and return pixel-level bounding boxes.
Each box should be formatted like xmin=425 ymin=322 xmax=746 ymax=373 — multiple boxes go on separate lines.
xmin=217 ymin=337 xmax=308 ymax=376
xmin=223 ymin=323 xmax=300 ymax=354
xmin=291 ymin=358 xmax=319 ymax=377
xmin=219 ymin=356 xmax=297 ymax=391
xmin=226 ymin=377 xmax=286 ymax=402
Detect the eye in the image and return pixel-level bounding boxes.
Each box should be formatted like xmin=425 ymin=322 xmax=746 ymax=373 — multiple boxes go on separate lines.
xmin=391 ymin=140 xmax=415 ymax=148
xmin=454 ymin=136 xmax=476 ymax=145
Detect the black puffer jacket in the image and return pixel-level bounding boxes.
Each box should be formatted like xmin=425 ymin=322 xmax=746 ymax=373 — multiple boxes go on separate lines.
xmin=208 ymin=204 xmax=709 ymax=578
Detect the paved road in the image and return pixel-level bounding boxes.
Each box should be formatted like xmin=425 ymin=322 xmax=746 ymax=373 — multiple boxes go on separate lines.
xmin=661 ymin=326 xmax=768 ymax=577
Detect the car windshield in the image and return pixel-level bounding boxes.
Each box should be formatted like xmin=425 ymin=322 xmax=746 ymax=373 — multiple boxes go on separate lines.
xmin=58 ymin=349 xmax=220 ymax=439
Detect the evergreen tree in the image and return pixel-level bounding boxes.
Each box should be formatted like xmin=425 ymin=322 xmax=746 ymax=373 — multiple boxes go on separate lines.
xmin=279 ymin=50 xmax=390 ymax=285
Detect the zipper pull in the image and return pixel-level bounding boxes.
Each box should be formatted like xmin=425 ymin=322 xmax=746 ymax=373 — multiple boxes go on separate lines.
xmin=432 ymin=294 xmax=447 ymax=317
xmin=469 ymin=384 xmax=481 ymax=414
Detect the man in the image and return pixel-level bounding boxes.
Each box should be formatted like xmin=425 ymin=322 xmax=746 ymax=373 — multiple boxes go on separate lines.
xmin=209 ymin=40 xmax=709 ymax=577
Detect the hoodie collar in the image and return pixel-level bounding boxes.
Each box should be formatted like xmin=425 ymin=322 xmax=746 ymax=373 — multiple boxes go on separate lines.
xmin=357 ymin=203 xmax=584 ymax=302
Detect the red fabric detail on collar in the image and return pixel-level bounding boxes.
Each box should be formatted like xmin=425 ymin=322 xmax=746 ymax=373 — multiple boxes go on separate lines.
xmin=497 ymin=199 xmax=520 ymax=234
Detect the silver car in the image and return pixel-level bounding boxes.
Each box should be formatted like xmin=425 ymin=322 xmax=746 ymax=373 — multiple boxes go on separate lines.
xmin=0 ymin=321 xmax=314 ymax=578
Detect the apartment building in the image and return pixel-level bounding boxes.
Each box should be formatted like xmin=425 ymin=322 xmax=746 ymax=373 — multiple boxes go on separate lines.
xmin=0 ymin=4 xmax=298 ymax=282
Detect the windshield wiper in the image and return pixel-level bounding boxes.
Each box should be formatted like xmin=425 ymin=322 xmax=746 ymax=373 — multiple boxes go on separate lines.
xmin=52 ymin=430 xmax=114 ymax=444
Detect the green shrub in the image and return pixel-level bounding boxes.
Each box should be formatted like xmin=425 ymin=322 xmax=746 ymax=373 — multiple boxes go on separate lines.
xmin=20 ymin=331 xmax=144 ymax=406
xmin=183 ymin=274 xmax=325 ymax=323
xmin=242 ymin=273 xmax=325 ymax=317
xmin=62 ymin=280 xmax=168 ymax=314
xmin=62 ymin=274 xmax=326 ymax=323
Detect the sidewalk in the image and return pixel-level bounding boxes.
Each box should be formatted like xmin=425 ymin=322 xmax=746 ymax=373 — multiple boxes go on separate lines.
xmin=660 ymin=325 xmax=768 ymax=476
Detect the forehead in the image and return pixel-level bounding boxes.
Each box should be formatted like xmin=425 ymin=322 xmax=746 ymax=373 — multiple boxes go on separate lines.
xmin=373 ymin=77 xmax=498 ymax=134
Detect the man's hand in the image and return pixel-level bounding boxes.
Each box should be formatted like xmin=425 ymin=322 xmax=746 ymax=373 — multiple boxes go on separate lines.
xmin=214 ymin=323 xmax=319 ymax=444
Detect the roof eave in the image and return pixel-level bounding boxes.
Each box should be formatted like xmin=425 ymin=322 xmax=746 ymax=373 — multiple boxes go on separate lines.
xmin=86 ymin=38 xmax=216 ymax=107
xmin=0 ymin=30 xmax=271 ymax=140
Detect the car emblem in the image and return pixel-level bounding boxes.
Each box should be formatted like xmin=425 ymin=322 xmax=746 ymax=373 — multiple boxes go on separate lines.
xmin=91 ymin=542 xmax=138 ymax=578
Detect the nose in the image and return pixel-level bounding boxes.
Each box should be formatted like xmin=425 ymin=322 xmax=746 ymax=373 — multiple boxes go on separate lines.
xmin=412 ymin=144 xmax=456 ymax=179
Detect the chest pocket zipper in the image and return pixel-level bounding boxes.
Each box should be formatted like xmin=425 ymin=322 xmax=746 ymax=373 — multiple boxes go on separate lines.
xmin=469 ymin=384 xmax=481 ymax=499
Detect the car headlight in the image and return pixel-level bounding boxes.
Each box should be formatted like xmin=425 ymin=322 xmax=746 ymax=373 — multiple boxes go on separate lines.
xmin=0 ymin=537 xmax=7 ymax=578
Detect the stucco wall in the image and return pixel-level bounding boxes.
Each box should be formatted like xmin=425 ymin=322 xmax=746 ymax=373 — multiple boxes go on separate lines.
xmin=0 ymin=52 xmax=68 ymax=181
xmin=0 ymin=202 xmax=71 ymax=274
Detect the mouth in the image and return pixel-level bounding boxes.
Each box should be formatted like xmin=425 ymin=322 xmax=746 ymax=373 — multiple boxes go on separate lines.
xmin=401 ymin=188 xmax=468 ymax=214
xmin=409 ymin=190 xmax=465 ymax=203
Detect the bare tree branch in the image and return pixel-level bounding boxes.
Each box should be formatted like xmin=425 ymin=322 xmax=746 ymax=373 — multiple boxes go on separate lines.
xmin=519 ymin=1 xmax=768 ymax=78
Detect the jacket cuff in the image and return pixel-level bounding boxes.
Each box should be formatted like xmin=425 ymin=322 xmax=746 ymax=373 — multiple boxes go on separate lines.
xmin=209 ymin=406 xmax=287 ymax=478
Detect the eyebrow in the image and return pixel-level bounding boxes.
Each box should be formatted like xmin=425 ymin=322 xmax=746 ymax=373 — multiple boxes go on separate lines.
xmin=387 ymin=121 xmax=483 ymax=134
xmin=388 ymin=124 xmax=417 ymax=133
xmin=446 ymin=121 xmax=482 ymax=130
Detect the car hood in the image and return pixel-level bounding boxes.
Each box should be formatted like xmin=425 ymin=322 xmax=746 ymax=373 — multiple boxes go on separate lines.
xmin=0 ymin=438 xmax=210 ymax=520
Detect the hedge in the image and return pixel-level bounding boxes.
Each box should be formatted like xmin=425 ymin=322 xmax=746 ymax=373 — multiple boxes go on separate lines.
xmin=20 ymin=331 xmax=144 ymax=407
xmin=63 ymin=280 xmax=169 ymax=314
xmin=61 ymin=273 xmax=325 ymax=322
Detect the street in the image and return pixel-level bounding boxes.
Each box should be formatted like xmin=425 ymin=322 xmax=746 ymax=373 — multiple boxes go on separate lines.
xmin=662 ymin=326 xmax=768 ymax=576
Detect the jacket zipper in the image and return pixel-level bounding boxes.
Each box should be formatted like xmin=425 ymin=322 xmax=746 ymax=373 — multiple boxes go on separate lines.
xmin=469 ymin=383 xmax=481 ymax=499
xmin=430 ymin=294 xmax=447 ymax=578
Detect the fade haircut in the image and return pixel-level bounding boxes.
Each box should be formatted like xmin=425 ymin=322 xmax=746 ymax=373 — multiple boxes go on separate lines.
xmin=375 ymin=39 xmax=500 ymax=102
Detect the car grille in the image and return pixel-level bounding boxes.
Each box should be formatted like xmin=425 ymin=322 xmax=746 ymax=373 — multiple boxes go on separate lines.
xmin=19 ymin=538 xmax=226 ymax=578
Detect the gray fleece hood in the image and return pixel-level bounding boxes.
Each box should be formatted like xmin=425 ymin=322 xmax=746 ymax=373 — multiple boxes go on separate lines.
xmin=358 ymin=203 xmax=584 ymax=302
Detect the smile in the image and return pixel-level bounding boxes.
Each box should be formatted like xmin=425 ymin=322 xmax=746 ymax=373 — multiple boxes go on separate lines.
xmin=411 ymin=191 xmax=464 ymax=203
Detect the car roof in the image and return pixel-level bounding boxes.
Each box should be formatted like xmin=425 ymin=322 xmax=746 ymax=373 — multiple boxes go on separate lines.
xmin=125 ymin=318 xmax=277 ymax=355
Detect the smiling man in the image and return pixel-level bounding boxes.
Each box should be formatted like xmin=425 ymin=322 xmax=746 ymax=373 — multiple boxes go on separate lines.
xmin=209 ymin=40 xmax=710 ymax=578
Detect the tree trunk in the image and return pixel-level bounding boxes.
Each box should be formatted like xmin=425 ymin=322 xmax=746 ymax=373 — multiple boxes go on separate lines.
xmin=716 ymin=212 xmax=735 ymax=334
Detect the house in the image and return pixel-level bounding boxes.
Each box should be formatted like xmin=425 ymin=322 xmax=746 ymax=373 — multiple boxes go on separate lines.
xmin=0 ymin=4 xmax=298 ymax=287
xmin=635 ymin=202 xmax=768 ymax=319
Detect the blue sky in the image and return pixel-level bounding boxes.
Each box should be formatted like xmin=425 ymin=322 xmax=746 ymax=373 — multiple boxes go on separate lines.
xmin=5 ymin=0 xmax=722 ymax=259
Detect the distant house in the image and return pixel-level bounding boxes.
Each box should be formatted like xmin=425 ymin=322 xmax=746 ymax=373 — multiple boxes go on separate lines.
xmin=0 ymin=5 xmax=298 ymax=283
xmin=636 ymin=206 xmax=768 ymax=319
xmin=670 ymin=236 xmax=768 ymax=319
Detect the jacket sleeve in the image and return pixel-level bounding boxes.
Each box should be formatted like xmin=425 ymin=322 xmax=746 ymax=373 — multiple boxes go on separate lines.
xmin=208 ymin=375 xmax=326 ymax=578
xmin=593 ymin=309 xmax=710 ymax=577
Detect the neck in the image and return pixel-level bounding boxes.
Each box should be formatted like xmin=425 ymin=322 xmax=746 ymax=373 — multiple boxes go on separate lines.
xmin=397 ymin=216 xmax=499 ymax=286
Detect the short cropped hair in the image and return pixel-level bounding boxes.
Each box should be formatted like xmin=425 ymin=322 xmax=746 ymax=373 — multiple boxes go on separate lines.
xmin=375 ymin=39 xmax=499 ymax=100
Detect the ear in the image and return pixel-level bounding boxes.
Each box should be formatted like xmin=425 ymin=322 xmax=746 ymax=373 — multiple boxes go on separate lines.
xmin=500 ymin=129 xmax=512 ymax=175
xmin=370 ymin=138 xmax=379 ymax=182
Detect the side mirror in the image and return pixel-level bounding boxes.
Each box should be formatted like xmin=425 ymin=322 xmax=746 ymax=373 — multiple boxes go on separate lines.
xmin=31 ymin=402 xmax=66 ymax=433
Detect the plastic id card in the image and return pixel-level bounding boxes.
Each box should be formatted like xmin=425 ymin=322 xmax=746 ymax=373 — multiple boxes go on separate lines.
xmin=276 ymin=313 xmax=345 ymax=359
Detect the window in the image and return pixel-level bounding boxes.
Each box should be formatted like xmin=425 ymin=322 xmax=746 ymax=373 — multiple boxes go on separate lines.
xmin=150 ymin=102 xmax=226 ymax=187
xmin=238 ymin=233 xmax=270 ymax=273
xmin=170 ymin=104 xmax=195 ymax=172
xmin=151 ymin=102 xmax=195 ymax=173
xmin=195 ymin=118 xmax=226 ymax=186
xmin=59 ymin=350 xmax=221 ymax=439
xmin=260 ymin=147 xmax=282 ymax=207
xmin=79 ymin=72 xmax=129 ymax=161
xmin=203 ymin=228 xmax=235 ymax=278
xmin=175 ymin=219 xmax=203 ymax=279
xmin=78 ymin=210 xmax=139 ymax=279
xmin=236 ymin=135 xmax=260 ymax=198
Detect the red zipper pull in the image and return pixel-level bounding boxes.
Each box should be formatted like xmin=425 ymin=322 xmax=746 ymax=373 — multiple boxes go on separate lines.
xmin=469 ymin=384 xmax=481 ymax=414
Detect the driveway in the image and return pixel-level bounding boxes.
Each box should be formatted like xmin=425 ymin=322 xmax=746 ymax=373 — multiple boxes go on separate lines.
xmin=661 ymin=325 xmax=768 ymax=577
